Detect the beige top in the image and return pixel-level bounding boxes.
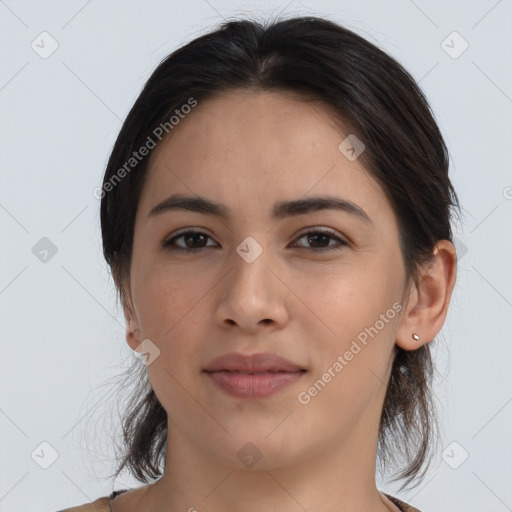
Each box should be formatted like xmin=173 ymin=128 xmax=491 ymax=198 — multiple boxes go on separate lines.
xmin=56 ymin=489 xmax=421 ymax=511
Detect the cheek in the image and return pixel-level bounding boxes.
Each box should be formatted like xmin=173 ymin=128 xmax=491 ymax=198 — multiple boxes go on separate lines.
xmin=134 ymin=268 xmax=208 ymax=415
xmin=132 ymin=257 xmax=206 ymax=336
xmin=296 ymin=300 xmax=399 ymax=441
xmin=299 ymin=259 xmax=397 ymax=336
xmin=130 ymin=265 xmax=208 ymax=388
xmin=299 ymin=259 xmax=401 ymax=392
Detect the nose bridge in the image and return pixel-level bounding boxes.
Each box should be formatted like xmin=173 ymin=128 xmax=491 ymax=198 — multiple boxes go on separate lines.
xmin=229 ymin=234 xmax=274 ymax=300
xmin=215 ymin=234 xmax=288 ymax=329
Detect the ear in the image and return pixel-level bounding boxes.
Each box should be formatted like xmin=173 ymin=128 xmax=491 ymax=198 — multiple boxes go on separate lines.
xmin=396 ymin=240 xmax=457 ymax=350
xmin=122 ymin=300 xmax=142 ymax=352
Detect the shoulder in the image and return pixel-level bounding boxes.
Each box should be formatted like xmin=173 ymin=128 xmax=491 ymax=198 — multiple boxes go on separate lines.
xmin=56 ymin=491 xmax=421 ymax=512
xmin=55 ymin=495 xmax=112 ymax=512
xmin=384 ymin=493 xmax=422 ymax=512
xmin=55 ymin=489 xmax=131 ymax=512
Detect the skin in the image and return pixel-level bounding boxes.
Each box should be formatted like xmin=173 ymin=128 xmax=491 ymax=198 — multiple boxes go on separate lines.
xmin=112 ymin=90 xmax=457 ymax=512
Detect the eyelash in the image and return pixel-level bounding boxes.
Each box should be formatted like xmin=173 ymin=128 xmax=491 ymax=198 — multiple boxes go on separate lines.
xmin=163 ymin=228 xmax=348 ymax=253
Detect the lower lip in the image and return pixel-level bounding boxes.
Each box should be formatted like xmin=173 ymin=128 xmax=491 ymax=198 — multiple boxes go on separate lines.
xmin=205 ymin=370 xmax=305 ymax=399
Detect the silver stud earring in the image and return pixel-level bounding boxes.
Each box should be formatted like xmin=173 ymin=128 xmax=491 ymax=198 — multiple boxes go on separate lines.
xmin=412 ymin=333 xmax=420 ymax=341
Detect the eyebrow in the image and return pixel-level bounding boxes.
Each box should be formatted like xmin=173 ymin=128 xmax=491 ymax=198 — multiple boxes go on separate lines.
xmin=148 ymin=193 xmax=372 ymax=224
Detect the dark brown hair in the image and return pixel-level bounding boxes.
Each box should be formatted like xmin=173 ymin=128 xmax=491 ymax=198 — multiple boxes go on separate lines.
xmin=99 ymin=15 xmax=460 ymax=490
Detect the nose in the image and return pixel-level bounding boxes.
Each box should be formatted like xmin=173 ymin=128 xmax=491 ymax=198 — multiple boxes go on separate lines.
xmin=214 ymin=244 xmax=289 ymax=333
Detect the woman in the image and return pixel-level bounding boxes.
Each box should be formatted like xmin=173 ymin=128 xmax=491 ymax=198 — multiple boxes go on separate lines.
xmin=59 ymin=15 xmax=458 ymax=512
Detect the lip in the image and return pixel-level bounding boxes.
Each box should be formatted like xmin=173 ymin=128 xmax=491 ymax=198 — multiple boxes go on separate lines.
xmin=204 ymin=352 xmax=305 ymax=373
xmin=203 ymin=352 xmax=307 ymax=399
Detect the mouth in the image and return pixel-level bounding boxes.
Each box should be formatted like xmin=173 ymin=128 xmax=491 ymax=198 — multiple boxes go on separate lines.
xmin=203 ymin=352 xmax=306 ymax=373
xmin=203 ymin=352 xmax=307 ymax=399
xmin=206 ymin=370 xmax=307 ymax=374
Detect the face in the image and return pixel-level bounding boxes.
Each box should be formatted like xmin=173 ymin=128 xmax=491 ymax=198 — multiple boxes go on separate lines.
xmin=125 ymin=90 xmax=409 ymax=470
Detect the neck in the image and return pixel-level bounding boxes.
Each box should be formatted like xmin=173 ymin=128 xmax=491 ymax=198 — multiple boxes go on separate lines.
xmin=144 ymin=412 xmax=398 ymax=512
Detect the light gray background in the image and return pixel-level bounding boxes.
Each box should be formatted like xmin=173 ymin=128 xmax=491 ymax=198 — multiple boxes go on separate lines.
xmin=1 ymin=1 xmax=511 ymax=511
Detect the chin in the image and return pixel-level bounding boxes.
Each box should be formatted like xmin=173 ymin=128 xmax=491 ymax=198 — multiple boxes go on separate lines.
xmin=207 ymin=425 xmax=309 ymax=470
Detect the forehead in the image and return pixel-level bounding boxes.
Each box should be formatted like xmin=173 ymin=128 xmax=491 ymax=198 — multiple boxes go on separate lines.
xmin=137 ymin=90 xmax=391 ymax=225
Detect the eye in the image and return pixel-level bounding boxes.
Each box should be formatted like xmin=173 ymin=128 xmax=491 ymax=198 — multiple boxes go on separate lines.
xmin=162 ymin=228 xmax=348 ymax=253
xmin=290 ymin=228 xmax=348 ymax=252
xmin=163 ymin=230 xmax=218 ymax=252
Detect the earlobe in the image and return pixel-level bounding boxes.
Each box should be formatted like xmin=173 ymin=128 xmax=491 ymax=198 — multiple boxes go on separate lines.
xmin=122 ymin=302 xmax=142 ymax=351
xmin=395 ymin=240 xmax=457 ymax=351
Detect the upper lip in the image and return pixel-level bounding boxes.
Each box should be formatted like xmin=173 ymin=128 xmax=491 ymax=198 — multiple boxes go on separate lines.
xmin=203 ymin=352 xmax=306 ymax=373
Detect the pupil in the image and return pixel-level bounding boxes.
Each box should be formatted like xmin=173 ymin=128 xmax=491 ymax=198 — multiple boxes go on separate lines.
xmin=186 ymin=233 xmax=205 ymax=248
xmin=309 ymin=234 xmax=328 ymax=248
